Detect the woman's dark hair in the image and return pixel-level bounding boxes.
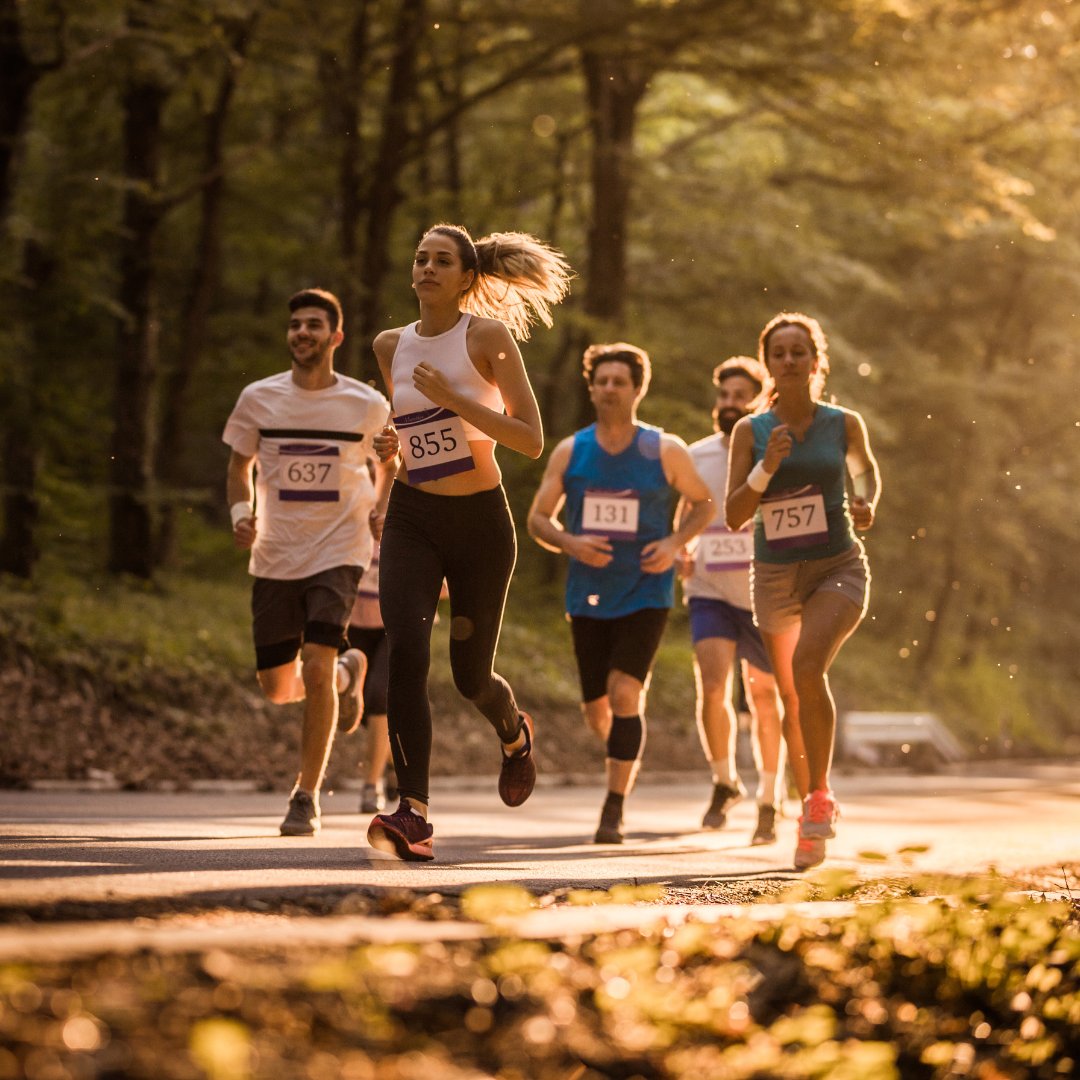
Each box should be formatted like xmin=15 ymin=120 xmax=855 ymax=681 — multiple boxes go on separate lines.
xmin=758 ymin=311 xmax=830 ymax=401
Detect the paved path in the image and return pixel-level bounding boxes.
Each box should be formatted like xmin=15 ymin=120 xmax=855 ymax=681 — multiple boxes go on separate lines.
xmin=2 ymin=767 xmax=1078 ymax=909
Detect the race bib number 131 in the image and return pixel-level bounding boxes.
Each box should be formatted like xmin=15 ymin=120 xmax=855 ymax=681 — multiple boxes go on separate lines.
xmin=582 ymin=489 xmax=640 ymax=540
xmin=394 ymin=406 xmax=474 ymax=484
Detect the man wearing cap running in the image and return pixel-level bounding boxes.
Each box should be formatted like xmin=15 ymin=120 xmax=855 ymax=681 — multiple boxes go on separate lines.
xmin=223 ymin=288 xmax=393 ymax=836
xmin=528 ymin=342 xmax=714 ymax=844
xmin=678 ymin=356 xmax=785 ymax=844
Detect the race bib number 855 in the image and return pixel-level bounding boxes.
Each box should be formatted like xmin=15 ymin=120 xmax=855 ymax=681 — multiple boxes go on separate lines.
xmin=394 ymin=406 xmax=474 ymax=484
xmin=761 ymin=484 xmax=828 ymax=550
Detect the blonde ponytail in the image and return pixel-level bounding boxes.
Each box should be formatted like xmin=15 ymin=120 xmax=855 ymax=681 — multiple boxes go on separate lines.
xmin=422 ymin=224 xmax=573 ymax=341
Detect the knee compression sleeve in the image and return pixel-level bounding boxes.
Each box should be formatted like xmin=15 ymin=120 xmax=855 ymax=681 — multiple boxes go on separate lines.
xmin=606 ymin=714 xmax=645 ymax=762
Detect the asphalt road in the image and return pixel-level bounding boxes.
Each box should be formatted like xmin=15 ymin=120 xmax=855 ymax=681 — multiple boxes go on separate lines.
xmin=2 ymin=765 xmax=1078 ymax=909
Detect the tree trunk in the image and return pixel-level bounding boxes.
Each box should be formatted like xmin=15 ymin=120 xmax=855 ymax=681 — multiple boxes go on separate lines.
xmin=574 ymin=13 xmax=650 ymax=426
xmin=356 ymin=0 xmax=427 ymax=385
xmin=0 ymin=0 xmax=40 ymax=219
xmin=108 ymin=77 xmax=167 ymax=577
xmin=155 ymin=16 xmax=255 ymax=566
xmin=327 ymin=0 xmax=372 ymax=377
xmin=0 ymin=1 xmax=53 ymax=576
xmin=0 ymin=241 xmax=51 ymax=575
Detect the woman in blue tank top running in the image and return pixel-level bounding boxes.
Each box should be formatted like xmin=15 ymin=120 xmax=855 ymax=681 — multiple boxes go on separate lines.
xmin=726 ymin=313 xmax=881 ymax=871
xmin=365 ymin=223 xmax=572 ymax=862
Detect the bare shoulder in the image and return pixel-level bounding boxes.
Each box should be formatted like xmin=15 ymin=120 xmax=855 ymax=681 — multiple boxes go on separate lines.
xmin=466 ymin=315 xmax=516 ymax=352
xmin=544 ymin=434 xmax=576 ymax=472
xmin=373 ymin=326 xmax=405 ymax=362
xmin=659 ymin=431 xmax=690 ymax=454
xmin=839 ymin=405 xmax=869 ymax=434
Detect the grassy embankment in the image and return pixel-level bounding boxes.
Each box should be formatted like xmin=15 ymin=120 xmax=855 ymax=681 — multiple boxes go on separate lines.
xmin=0 ymin=504 xmax=1051 ymax=789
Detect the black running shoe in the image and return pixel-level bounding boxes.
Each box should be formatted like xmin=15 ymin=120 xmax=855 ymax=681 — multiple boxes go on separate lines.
xmin=752 ymin=803 xmax=777 ymax=845
xmin=701 ymin=781 xmax=744 ymax=829
xmin=498 ymin=713 xmax=536 ymax=807
xmin=594 ymin=793 xmax=624 ymax=845
xmin=280 ymin=790 xmax=319 ymax=836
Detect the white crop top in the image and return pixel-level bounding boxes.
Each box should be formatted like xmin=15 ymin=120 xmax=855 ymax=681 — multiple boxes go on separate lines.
xmin=390 ymin=313 xmax=504 ymax=442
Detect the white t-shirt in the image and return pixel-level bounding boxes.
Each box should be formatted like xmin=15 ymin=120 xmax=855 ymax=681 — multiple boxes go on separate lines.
xmin=222 ymin=371 xmax=390 ymax=580
xmin=683 ymin=432 xmax=754 ymax=610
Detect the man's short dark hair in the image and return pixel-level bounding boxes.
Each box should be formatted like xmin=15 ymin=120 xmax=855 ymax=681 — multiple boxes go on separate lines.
xmin=712 ymin=355 xmax=765 ymax=394
xmin=288 ymin=289 xmax=343 ymax=333
xmin=582 ymin=342 xmax=652 ymax=391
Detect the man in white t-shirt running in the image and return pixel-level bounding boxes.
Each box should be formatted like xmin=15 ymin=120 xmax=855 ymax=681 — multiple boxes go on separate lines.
xmin=677 ymin=356 xmax=785 ymax=845
xmin=223 ymin=289 xmax=393 ymax=836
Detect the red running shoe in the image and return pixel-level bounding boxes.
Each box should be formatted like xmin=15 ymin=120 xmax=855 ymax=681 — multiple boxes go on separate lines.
xmin=367 ymin=800 xmax=434 ymax=862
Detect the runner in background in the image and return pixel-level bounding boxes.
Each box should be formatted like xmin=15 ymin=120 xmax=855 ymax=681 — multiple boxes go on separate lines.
xmin=726 ymin=313 xmax=880 ymax=870
xmin=343 ymin=539 xmax=393 ymax=813
xmin=528 ymin=343 xmax=714 ymax=845
xmin=366 ymin=223 xmax=573 ymax=862
xmin=677 ymin=356 xmax=784 ymax=845
xmin=223 ymin=288 xmax=392 ymax=837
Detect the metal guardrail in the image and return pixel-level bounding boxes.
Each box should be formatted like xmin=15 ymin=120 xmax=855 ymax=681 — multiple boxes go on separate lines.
xmin=840 ymin=711 xmax=966 ymax=769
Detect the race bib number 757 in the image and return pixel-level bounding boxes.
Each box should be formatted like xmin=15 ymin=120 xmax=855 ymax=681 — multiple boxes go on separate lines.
xmin=760 ymin=484 xmax=828 ymax=550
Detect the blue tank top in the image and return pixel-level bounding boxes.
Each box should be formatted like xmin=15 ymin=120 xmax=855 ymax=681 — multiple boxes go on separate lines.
xmin=563 ymin=423 xmax=675 ymax=618
xmin=749 ymin=403 xmax=855 ymax=564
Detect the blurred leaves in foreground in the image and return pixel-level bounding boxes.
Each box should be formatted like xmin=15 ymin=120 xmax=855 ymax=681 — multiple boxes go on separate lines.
xmin=1 ymin=883 xmax=1077 ymax=1078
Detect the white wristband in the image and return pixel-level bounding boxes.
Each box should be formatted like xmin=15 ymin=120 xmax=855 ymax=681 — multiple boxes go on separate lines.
xmin=230 ymin=501 xmax=254 ymax=528
xmin=745 ymin=461 xmax=774 ymax=494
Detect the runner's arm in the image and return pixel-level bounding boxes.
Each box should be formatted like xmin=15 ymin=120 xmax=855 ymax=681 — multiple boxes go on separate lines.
xmin=727 ymin=418 xmax=795 ymax=529
xmin=845 ymin=409 xmax=880 ymax=530
xmin=526 ymin=438 xmax=573 ymax=554
xmin=641 ymin=437 xmax=714 ymax=573
xmin=226 ymin=450 xmax=257 ymax=549
xmin=372 ymin=331 xmax=402 ymax=464
xmin=526 ymin=439 xmax=614 ymax=567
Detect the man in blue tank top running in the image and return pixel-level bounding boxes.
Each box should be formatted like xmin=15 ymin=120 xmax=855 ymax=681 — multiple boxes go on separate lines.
xmin=528 ymin=343 xmax=715 ymax=844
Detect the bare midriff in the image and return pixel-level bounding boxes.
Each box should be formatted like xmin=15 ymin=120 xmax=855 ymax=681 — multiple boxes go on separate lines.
xmin=399 ymin=440 xmax=501 ymax=495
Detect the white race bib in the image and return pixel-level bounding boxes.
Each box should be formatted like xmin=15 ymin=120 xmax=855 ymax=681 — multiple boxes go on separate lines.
xmin=582 ymin=489 xmax=640 ymax=540
xmin=761 ymin=485 xmax=829 ymax=550
xmin=394 ymin=407 xmax=474 ymax=484
xmin=701 ymin=524 xmax=753 ymax=571
xmin=278 ymin=443 xmax=341 ymax=503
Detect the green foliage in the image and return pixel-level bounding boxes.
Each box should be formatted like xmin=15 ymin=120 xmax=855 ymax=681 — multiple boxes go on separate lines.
xmin=4 ymin=0 xmax=1080 ymax=748
xmin=3 ymin=885 xmax=1078 ymax=1077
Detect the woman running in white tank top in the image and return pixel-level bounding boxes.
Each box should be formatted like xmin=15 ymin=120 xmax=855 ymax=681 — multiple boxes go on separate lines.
xmin=365 ymin=223 xmax=573 ymax=862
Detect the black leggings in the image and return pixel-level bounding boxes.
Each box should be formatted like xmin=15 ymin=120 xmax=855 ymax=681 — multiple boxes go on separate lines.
xmin=379 ymin=481 xmax=520 ymax=805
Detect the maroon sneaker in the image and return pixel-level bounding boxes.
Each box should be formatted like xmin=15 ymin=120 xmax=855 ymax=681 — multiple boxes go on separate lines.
xmin=366 ymin=800 xmax=434 ymax=862
xmin=498 ymin=713 xmax=536 ymax=807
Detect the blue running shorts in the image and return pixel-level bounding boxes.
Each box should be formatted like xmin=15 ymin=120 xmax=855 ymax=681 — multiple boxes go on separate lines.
xmin=688 ymin=596 xmax=772 ymax=674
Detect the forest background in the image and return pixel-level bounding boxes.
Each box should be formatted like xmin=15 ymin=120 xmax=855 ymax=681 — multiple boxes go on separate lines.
xmin=2 ymin=0 xmax=1078 ymax=789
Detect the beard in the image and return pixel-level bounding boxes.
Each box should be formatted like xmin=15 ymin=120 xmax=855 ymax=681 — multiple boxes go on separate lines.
xmin=715 ymin=406 xmax=745 ymax=435
xmin=290 ymin=339 xmax=330 ymax=368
